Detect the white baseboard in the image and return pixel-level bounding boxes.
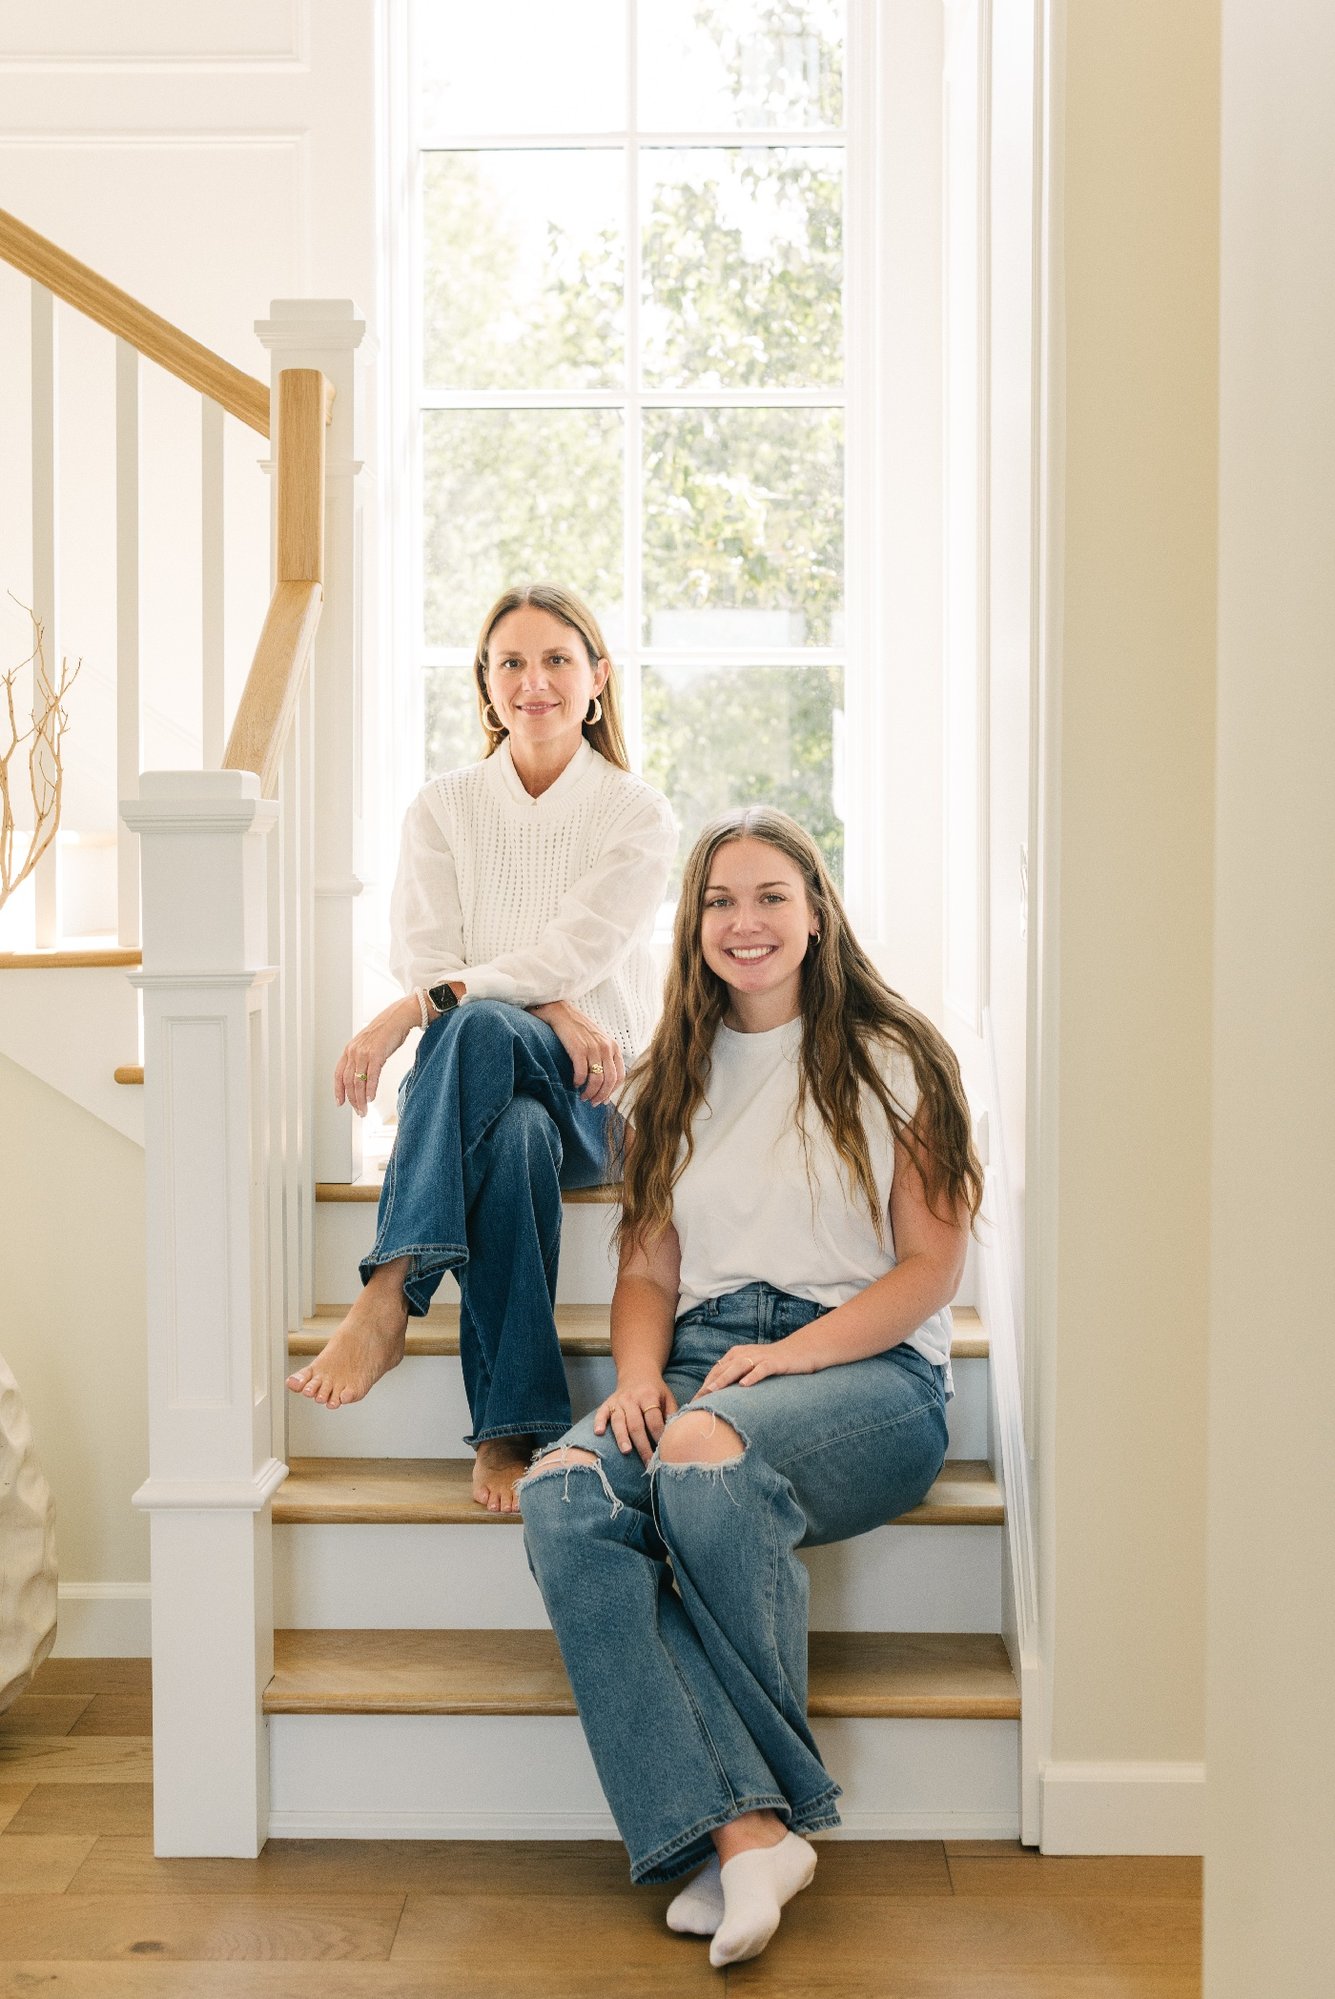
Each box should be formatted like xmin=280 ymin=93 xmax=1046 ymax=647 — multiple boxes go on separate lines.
xmin=53 ymin=1583 xmax=151 ymax=1657
xmin=266 ymin=1808 xmax=1020 ymax=1842
xmin=1039 ymin=1759 xmax=1205 ymax=1854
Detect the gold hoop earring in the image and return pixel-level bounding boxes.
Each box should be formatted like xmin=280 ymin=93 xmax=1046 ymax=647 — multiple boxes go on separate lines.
xmin=585 ymin=694 xmax=603 ymax=727
xmin=483 ymin=702 xmax=504 ymax=733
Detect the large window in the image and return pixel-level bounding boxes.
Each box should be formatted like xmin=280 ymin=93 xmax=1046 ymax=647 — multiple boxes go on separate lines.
xmin=410 ymin=0 xmax=847 ymax=889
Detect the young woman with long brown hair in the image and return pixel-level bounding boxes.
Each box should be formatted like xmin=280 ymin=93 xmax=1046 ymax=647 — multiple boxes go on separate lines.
xmin=287 ymin=583 xmax=675 ymax=1511
xmin=519 ymin=806 xmax=982 ymax=1968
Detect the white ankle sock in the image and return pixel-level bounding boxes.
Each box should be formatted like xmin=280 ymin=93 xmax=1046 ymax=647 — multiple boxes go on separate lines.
xmin=709 ymin=1831 xmax=817 ymax=1968
xmin=665 ymin=1853 xmax=724 ymax=1935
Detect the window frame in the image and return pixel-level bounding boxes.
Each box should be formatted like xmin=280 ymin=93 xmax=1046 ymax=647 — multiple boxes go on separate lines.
xmin=381 ymin=0 xmax=933 ymax=964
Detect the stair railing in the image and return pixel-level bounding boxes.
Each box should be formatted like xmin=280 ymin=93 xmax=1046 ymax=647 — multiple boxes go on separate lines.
xmin=0 ymin=209 xmax=371 ymax=1854
xmin=0 ymin=206 xmax=271 ymax=951
xmin=121 ymin=297 xmax=370 ymax=1856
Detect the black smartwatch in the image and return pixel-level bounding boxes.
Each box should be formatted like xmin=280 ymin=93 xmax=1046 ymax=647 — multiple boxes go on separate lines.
xmin=427 ymin=980 xmax=461 ymax=1015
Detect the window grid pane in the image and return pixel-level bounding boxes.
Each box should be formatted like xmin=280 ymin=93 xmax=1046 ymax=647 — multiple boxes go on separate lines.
xmin=417 ymin=1 xmax=846 ymax=884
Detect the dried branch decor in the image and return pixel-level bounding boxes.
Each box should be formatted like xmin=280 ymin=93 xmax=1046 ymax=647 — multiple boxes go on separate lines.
xmin=0 ymin=601 xmax=81 ymax=914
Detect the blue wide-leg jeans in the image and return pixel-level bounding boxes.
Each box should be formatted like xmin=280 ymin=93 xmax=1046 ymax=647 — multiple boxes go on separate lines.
xmin=361 ymin=999 xmax=614 ymax=1447
xmin=518 ymin=1282 xmax=950 ymax=1884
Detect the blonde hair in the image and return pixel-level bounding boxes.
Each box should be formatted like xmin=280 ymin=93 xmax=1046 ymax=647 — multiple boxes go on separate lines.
xmin=619 ymin=807 xmax=984 ymax=1255
xmin=473 ymin=582 xmax=629 ymax=772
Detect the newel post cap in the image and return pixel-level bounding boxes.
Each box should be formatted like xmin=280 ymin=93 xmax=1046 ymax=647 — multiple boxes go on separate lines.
xmin=121 ymin=769 xmax=277 ymax=837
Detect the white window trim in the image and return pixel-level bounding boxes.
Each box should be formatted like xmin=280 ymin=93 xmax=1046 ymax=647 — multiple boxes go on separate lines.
xmin=378 ymin=0 xmax=947 ymax=995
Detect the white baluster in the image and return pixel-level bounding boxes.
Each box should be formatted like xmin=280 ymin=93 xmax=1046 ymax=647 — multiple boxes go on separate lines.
xmin=30 ymin=285 xmax=60 ymax=947
xmin=201 ymin=399 xmax=226 ymax=768
xmin=116 ymin=339 xmax=142 ymax=947
xmin=255 ymin=302 xmax=370 ymax=1184
xmin=121 ymin=768 xmax=282 ymax=1857
xmin=293 ymin=672 xmax=315 ymax=1324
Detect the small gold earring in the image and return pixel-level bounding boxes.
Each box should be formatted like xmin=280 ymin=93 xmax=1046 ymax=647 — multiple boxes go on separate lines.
xmin=483 ymin=702 xmax=504 ymax=733
xmin=585 ymin=694 xmax=603 ymax=727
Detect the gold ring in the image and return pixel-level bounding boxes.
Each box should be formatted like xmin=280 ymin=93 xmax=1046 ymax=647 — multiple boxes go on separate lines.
xmin=588 ymin=1063 xmax=604 ymax=1075
xmin=354 ymin=1071 xmax=368 ymax=1080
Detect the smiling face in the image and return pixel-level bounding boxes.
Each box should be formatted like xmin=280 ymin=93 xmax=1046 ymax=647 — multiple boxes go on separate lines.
xmin=699 ymin=836 xmax=819 ymax=1029
xmin=484 ymin=605 xmax=609 ymax=762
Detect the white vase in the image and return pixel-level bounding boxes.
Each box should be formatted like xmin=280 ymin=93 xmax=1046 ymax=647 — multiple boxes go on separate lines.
xmin=0 ymin=1355 xmax=58 ymax=1712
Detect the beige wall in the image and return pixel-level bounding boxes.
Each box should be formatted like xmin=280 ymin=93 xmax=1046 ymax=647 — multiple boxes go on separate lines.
xmin=0 ymin=1054 xmax=148 ymax=1590
xmin=1041 ymin=0 xmax=1219 ymax=1766
xmin=1206 ymin=2 xmax=1335 ymax=1989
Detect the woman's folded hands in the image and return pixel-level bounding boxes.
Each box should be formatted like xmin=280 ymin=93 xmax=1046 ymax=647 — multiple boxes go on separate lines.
xmin=529 ymin=999 xmax=624 ymax=1107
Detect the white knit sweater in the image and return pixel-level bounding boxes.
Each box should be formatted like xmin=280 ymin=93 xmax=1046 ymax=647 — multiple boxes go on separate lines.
xmin=389 ymin=740 xmax=677 ymax=1056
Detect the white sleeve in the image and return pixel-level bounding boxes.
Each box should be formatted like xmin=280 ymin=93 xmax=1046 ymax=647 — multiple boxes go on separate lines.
xmin=457 ymin=790 xmax=677 ymax=1008
xmin=388 ymin=787 xmax=470 ymax=995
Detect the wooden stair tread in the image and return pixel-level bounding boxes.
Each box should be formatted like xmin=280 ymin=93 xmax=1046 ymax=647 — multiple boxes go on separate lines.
xmin=274 ymin=1455 xmax=1003 ymax=1526
xmin=288 ymin=1302 xmax=987 ymax=1362
xmin=289 ymin=1302 xmax=611 ymax=1358
xmin=0 ymin=947 xmax=142 ymax=969
xmin=264 ymin=1628 xmax=1020 ymax=1720
xmin=317 ymin=1179 xmax=619 ymax=1204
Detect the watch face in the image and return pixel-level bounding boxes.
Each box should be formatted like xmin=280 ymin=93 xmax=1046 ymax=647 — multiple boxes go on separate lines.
xmin=429 ymin=982 xmax=458 ymax=1012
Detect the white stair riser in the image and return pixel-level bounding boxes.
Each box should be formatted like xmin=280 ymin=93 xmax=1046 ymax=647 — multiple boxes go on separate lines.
xmin=316 ymin=1201 xmax=619 ymax=1308
xmin=315 ymin=1201 xmax=982 ymax=1313
xmin=267 ymin=1711 xmax=1019 ymax=1840
xmin=273 ymin=1520 xmax=1004 ymax=1633
xmin=285 ymin=1353 xmax=991 ymax=1463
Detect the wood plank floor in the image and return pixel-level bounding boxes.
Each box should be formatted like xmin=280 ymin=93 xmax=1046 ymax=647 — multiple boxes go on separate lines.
xmin=0 ymin=1658 xmax=1203 ymax=1997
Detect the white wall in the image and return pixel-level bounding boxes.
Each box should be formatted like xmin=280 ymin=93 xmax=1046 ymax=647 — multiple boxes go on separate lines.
xmin=0 ymin=1052 xmax=148 ymax=1652
xmin=0 ymin=0 xmax=382 ymax=866
xmin=1206 ymin=2 xmax=1335 ymax=1987
xmin=1036 ymin=0 xmax=1219 ymax=1847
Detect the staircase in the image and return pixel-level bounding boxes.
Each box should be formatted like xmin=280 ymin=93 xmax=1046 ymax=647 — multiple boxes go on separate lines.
xmin=0 ymin=209 xmax=1041 ymax=1860
xmin=260 ymin=1183 xmax=1023 ymax=1842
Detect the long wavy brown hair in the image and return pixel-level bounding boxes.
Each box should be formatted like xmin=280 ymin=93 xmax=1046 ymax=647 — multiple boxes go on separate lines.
xmin=619 ymin=807 xmax=984 ymax=1255
xmin=472 ymin=582 xmax=630 ymax=772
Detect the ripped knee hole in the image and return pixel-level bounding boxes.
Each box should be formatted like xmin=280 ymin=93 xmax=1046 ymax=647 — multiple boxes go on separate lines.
xmin=517 ymin=1445 xmax=624 ymax=1519
xmin=525 ymin=1446 xmax=600 ymax=1476
xmin=656 ymin=1409 xmax=745 ymax=1466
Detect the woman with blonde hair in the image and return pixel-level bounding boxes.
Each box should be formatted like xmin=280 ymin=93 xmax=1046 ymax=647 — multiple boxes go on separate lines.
xmin=520 ymin=806 xmax=982 ymax=1967
xmin=288 ymin=583 xmax=676 ymax=1512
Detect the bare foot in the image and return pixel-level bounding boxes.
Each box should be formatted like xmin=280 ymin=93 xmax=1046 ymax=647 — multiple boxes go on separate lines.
xmin=286 ymin=1266 xmax=410 ymax=1409
xmin=472 ymin=1437 xmax=535 ymax=1514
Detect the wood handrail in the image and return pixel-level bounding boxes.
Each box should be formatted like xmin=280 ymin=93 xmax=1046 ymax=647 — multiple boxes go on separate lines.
xmin=222 ymin=581 xmax=322 ymax=796
xmin=222 ymin=369 xmax=329 ymax=794
xmin=0 ymin=206 xmax=270 ymax=436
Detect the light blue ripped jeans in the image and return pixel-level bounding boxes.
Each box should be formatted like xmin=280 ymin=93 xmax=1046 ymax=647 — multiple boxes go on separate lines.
xmin=517 ymin=1281 xmax=949 ymax=1885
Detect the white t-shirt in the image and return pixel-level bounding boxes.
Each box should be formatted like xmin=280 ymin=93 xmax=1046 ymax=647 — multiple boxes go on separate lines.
xmin=389 ymin=740 xmax=677 ymax=1057
xmin=670 ymin=1016 xmax=954 ymax=1388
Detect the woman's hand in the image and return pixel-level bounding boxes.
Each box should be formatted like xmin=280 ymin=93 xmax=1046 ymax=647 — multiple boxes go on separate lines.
xmin=692 ymin=1336 xmax=821 ymax=1398
xmin=335 ymin=996 xmax=420 ymax=1117
xmin=530 ymin=999 xmax=624 ymax=1107
xmin=594 ymin=1374 xmax=679 ymax=1462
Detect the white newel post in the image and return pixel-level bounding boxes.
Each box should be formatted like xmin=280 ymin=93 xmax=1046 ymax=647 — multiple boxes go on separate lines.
xmin=122 ymin=770 xmax=285 ymax=1857
xmin=255 ymin=301 xmax=371 ymax=1184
